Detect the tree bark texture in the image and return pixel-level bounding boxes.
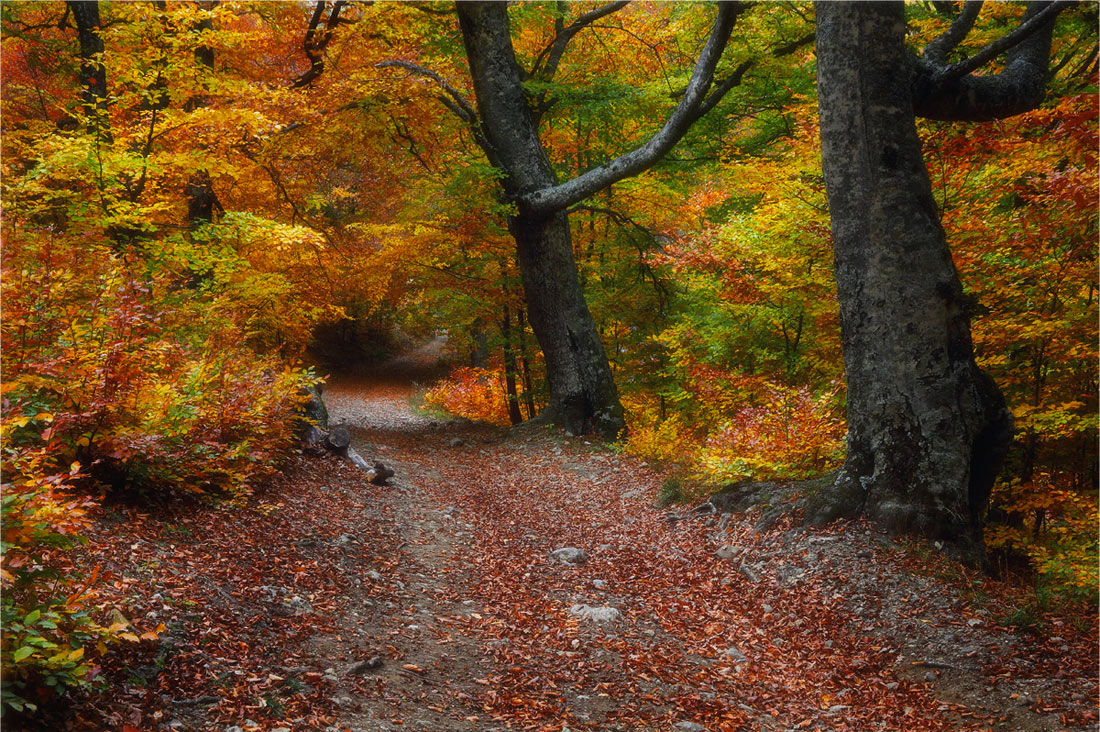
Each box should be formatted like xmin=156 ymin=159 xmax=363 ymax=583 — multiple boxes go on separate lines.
xmin=913 ymin=2 xmax=1063 ymax=122
xmin=807 ymin=2 xmax=1014 ymax=558
xmin=68 ymin=0 xmax=111 ymax=141
xmin=457 ymin=2 xmax=625 ymax=437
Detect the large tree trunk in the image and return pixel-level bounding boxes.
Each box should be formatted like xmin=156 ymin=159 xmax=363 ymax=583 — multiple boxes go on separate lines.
xmin=510 ymin=210 xmax=624 ymax=436
xmin=806 ymin=2 xmax=1013 ymax=559
xmin=457 ymin=2 xmax=625 ymax=438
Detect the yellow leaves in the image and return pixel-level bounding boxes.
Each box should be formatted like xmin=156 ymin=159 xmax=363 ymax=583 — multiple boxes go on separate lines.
xmin=47 ymin=647 xmax=85 ymax=665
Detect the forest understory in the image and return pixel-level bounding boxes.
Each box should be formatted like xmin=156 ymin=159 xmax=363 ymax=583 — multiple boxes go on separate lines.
xmin=19 ymin=349 xmax=1096 ymax=732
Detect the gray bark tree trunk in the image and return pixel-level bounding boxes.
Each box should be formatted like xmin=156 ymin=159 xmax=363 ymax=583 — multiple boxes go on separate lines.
xmin=456 ymin=3 xmax=624 ymax=437
xmin=807 ymin=1 xmax=1062 ymax=559
xmin=455 ymin=1 xmax=742 ymax=437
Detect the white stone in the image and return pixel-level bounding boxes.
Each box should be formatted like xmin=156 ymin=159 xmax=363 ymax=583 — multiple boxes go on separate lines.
xmin=569 ymin=604 xmax=621 ymax=624
xmin=550 ymin=547 xmax=588 ymax=564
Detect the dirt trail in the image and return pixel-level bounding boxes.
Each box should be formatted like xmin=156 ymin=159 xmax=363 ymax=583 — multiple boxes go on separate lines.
xmin=300 ymin=347 xmax=1096 ymax=732
xmin=52 ymin=345 xmax=1093 ymax=732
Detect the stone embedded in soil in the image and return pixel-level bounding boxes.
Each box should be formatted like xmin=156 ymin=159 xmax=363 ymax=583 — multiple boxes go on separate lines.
xmin=283 ymin=595 xmax=313 ymax=615
xmin=714 ymin=545 xmax=743 ymax=560
xmin=569 ymin=604 xmax=622 ymax=624
xmin=345 ymin=656 xmax=384 ymax=675
xmin=550 ymin=547 xmax=588 ymax=564
xmin=673 ymin=723 xmax=707 ymax=732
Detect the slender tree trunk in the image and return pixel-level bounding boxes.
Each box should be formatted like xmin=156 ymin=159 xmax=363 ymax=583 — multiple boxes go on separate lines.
xmin=500 ymin=306 xmax=524 ymax=426
xmin=68 ymin=0 xmax=111 ymax=142
xmin=517 ymin=308 xmax=537 ymax=420
xmin=185 ymin=4 xmax=220 ymax=227
xmin=469 ymin=316 xmax=489 ymax=368
xmin=806 ymin=2 xmax=1013 ymax=560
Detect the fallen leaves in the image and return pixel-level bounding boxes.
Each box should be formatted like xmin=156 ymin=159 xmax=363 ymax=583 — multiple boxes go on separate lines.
xmin=51 ymin=372 xmax=1098 ymax=732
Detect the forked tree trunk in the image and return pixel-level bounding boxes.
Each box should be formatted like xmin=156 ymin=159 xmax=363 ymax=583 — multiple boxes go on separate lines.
xmin=454 ymin=1 xmax=742 ymax=437
xmin=807 ymin=2 xmax=1014 ymax=559
xmin=457 ymin=2 xmax=625 ymax=437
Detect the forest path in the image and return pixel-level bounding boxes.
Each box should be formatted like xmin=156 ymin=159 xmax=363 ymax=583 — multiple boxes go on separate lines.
xmin=304 ymin=346 xmax=1096 ymax=732
xmin=68 ymin=345 xmax=1095 ymax=732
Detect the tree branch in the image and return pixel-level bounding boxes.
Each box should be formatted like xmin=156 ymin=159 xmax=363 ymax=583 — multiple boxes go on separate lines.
xmin=520 ymin=1 xmax=747 ymax=216
xmin=670 ymin=29 xmax=808 ymax=102
xmin=934 ymin=0 xmax=1068 ymax=83
xmin=529 ymin=0 xmax=630 ymax=81
xmin=691 ymin=59 xmax=753 ymax=123
xmin=770 ymin=30 xmax=815 ymax=58
xmin=291 ymin=0 xmax=346 ymax=89
xmin=376 ymin=60 xmax=496 ymax=162
xmin=922 ymin=0 xmax=983 ymax=65
xmin=914 ymin=1 xmax=1069 ymax=121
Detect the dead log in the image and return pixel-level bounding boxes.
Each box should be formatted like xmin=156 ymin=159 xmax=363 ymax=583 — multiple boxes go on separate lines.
xmin=325 ymin=427 xmax=351 ymax=452
xmin=368 ymin=462 xmax=395 ymax=486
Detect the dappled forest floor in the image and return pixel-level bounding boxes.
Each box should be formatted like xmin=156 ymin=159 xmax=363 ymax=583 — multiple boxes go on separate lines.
xmin=26 ymin=349 xmax=1097 ymax=732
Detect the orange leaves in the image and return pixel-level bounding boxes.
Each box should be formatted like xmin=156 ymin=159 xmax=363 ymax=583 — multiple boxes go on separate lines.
xmin=423 ymin=367 xmax=512 ymax=426
xmin=695 ymin=382 xmax=844 ymax=483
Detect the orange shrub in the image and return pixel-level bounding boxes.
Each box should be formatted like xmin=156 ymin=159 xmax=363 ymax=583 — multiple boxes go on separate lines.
xmin=423 ymin=367 xmax=511 ymax=426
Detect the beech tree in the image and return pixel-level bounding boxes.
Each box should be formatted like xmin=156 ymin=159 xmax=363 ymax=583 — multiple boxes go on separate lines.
xmin=388 ymin=1 xmax=751 ymax=438
xmin=806 ymin=1 xmax=1067 ymax=559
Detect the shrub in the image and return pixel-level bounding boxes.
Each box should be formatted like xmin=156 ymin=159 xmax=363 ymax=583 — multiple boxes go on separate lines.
xmin=423 ymin=367 xmax=511 ymax=426
xmin=0 ymin=430 xmax=107 ymax=713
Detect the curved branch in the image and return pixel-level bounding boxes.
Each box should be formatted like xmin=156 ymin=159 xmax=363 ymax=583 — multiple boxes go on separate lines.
xmin=530 ymin=0 xmax=631 ymax=81
xmin=914 ymin=1 xmax=1069 ymax=121
xmin=520 ymin=1 xmax=747 ymax=216
xmin=922 ymin=1 xmax=984 ymax=65
xmin=934 ymin=0 xmax=1068 ymax=83
xmin=376 ymin=60 xmax=495 ymax=161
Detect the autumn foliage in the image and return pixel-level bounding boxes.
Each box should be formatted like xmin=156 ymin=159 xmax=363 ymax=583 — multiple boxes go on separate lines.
xmin=0 ymin=0 xmax=1096 ymax=721
xmin=925 ymin=89 xmax=1100 ymax=603
xmin=423 ymin=367 xmax=512 ymax=427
